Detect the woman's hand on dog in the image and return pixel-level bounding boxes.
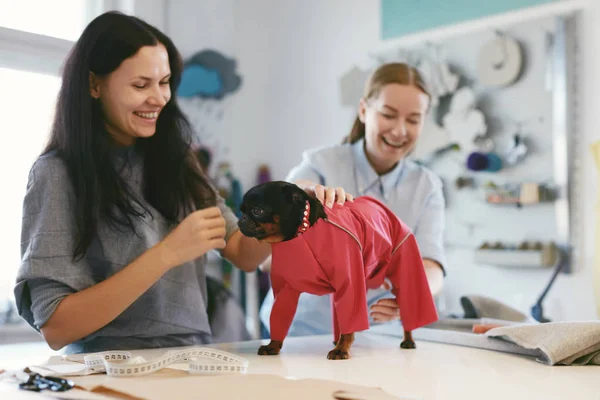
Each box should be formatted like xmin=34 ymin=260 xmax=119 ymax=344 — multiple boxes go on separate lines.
xmin=156 ymin=207 xmax=227 ymax=270
xmin=294 ymin=180 xmax=354 ymax=208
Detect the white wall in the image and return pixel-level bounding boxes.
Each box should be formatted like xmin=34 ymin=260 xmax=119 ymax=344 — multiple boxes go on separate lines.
xmin=164 ymin=0 xmax=599 ymax=321
xmin=133 ymin=0 xmax=166 ymax=32
xmin=165 ymin=0 xmax=270 ymax=187
xmin=253 ymin=0 xmax=381 ymax=181
xmin=165 ymin=0 xmax=380 ymax=187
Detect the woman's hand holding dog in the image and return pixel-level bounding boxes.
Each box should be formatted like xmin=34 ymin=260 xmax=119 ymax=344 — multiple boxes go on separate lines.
xmin=156 ymin=207 xmax=227 ymax=270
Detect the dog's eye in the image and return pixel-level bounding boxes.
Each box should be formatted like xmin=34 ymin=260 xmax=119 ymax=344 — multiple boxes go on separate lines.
xmin=251 ymin=207 xmax=265 ymax=217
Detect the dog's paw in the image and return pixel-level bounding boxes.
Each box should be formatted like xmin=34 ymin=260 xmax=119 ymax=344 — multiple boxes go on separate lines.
xmin=400 ymin=340 xmax=416 ymax=349
xmin=258 ymin=345 xmax=281 ymax=356
xmin=327 ymin=349 xmax=350 ymax=360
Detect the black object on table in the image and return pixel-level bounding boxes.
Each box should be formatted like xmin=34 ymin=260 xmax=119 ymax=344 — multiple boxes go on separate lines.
xmin=18 ymin=368 xmax=74 ymax=392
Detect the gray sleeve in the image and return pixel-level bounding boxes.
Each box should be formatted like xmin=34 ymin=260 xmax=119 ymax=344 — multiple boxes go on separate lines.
xmin=216 ymin=194 xmax=239 ymax=241
xmin=413 ymin=178 xmax=447 ymax=275
xmin=27 ymin=279 xmax=74 ymax=330
xmin=14 ymin=156 xmax=89 ymax=331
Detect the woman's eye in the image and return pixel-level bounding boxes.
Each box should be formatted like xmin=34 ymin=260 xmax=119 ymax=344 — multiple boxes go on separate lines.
xmin=251 ymin=207 xmax=264 ymax=216
xmin=160 ymin=81 xmax=170 ymax=85
xmin=133 ymin=84 xmax=145 ymax=89
xmin=381 ymin=113 xmax=395 ymax=120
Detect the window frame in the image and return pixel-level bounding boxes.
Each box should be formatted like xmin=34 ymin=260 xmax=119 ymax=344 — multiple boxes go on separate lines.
xmin=0 ymin=26 xmax=73 ymax=76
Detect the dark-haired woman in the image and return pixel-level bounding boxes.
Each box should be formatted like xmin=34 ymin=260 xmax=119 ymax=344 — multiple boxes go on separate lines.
xmin=14 ymin=11 xmax=348 ymax=354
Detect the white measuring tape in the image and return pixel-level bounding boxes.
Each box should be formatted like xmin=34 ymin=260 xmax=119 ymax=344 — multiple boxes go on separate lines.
xmin=82 ymin=347 xmax=249 ymax=377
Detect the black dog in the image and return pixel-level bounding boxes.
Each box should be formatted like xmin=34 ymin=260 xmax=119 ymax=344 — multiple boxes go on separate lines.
xmin=238 ymin=181 xmax=326 ymax=243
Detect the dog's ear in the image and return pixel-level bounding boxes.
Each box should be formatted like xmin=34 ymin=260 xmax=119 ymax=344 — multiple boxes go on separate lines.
xmin=282 ymin=184 xmax=307 ymax=205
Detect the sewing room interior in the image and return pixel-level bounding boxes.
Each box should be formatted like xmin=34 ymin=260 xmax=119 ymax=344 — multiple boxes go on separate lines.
xmin=0 ymin=0 xmax=599 ymax=399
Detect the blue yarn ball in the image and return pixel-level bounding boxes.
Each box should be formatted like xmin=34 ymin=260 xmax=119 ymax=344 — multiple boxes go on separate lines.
xmin=485 ymin=152 xmax=503 ymax=172
xmin=466 ymin=152 xmax=489 ymax=171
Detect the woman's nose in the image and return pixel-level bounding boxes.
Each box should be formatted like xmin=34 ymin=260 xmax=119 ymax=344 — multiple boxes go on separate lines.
xmin=148 ymin=87 xmax=168 ymax=107
xmin=391 ymin=122 xmax=407 ymax=137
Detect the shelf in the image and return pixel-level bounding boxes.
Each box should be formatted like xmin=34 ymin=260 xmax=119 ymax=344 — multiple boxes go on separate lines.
xmin=474 ymin=243 xmax=560 ymax=268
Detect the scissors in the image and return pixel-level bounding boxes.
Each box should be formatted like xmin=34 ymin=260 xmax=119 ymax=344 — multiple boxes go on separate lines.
xmin=18 ymin=368 xmax=74 ymax=392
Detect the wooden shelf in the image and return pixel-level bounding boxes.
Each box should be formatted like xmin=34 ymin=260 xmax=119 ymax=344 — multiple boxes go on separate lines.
xmin=474 ymin=243 xmax=560 ymax=268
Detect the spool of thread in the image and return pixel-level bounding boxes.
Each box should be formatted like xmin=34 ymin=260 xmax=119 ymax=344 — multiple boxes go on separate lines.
xmin=485 ymin=152 xmax=503 ymax=172
xmin=466 ymin=152 xmax=489 ymax=171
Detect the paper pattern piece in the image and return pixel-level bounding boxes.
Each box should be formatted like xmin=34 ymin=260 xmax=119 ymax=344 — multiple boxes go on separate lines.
xmin=83 ymin=374 xmax=411 ymax=400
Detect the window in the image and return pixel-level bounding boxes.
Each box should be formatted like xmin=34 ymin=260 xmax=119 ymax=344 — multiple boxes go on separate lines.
xmin=0 ymin=2 xmax=103 ymax=341
xmin=0 ymin=68 xmax=61 ymax=303
xmin=0 ymin=0 xmax=93 ymax=41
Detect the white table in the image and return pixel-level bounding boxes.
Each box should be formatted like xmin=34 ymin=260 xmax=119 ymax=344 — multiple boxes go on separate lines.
xmin=1 ymin=333 xmax=598 ymax=399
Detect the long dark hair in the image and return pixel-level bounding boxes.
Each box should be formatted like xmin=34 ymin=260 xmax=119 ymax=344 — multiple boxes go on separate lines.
xmin=45 ymin=11 xmax=216 ymax=260
xmin=342 ymin=63 xmax=431 ymax=144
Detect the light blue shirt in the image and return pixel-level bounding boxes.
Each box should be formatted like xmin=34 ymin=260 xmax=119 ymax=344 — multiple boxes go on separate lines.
xmin=259 ymin=138 xmax=446 ymax=336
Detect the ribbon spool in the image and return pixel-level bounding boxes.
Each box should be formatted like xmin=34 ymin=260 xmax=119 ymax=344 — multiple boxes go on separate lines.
xmin=82 ymin=347 xmax=249 ymax=377
xmin=484 ymin=152 xmax=503 ymax=172
xmin=477 ymin=34 xmax=523 ymax=87
xmin=466 ymin=152 xmax=488 ymax=171
xmin=466 ymin=152 xmax=503 ymax=172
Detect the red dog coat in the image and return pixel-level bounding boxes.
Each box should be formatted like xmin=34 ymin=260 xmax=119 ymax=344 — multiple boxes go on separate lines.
xmin=269 ymin=196 xmax=438 ymax=341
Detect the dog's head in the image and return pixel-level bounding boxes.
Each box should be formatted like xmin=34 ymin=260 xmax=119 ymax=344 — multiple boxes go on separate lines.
xmin=238 ymin=181 xmax=326 ymax=243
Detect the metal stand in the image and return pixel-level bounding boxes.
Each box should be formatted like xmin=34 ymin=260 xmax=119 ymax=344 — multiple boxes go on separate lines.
xmin=530 ymin=250 xmax=567 ymax=322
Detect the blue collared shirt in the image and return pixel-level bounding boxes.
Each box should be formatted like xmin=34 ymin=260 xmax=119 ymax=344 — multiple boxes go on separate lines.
xmin=260 ymin=139 xmax=446 ymax=336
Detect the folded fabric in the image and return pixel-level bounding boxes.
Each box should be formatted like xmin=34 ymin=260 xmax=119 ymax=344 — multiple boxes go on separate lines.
xmin=485 ymin=321 xmax=600 ymax=365
xmin=409 ymin=318 xmax=541 ymax=359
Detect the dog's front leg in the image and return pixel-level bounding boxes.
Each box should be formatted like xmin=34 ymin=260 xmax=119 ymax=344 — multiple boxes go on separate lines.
xmin=327 ymin=333 xmax=354 ymax=360
xmin=400 ymin=330 xmax=416 ymax=349
xmin=258 ymin=340 xmax=283 ymax=355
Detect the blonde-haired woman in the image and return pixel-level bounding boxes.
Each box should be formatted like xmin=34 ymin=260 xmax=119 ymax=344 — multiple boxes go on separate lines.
xmin=260 ymin=63 xmax=446 ymax=336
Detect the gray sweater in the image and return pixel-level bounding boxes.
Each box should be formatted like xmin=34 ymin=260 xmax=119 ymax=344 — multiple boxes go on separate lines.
xmin=14 ymin=148 xmax=239 ymax=354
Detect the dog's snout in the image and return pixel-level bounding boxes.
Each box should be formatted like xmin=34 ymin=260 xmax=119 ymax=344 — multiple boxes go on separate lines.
xmin=238 ymin=213 xmax=263 ymax=239
xmin=238 ymin=214 xmax=254 ymax=229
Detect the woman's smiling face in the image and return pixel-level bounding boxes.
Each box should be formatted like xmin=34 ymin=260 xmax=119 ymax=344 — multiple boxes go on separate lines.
xmin=359 ymin=83 xmax=429 ymax=175
xmin=90 ymin=44 xmax=172 ymax=146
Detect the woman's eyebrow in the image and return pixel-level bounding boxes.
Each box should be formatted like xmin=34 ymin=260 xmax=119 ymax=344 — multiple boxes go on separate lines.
xmin=382 ymin=105 xmax=422 ymax=117
xmin=131 ymin=74 xmax=171 ymax=81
